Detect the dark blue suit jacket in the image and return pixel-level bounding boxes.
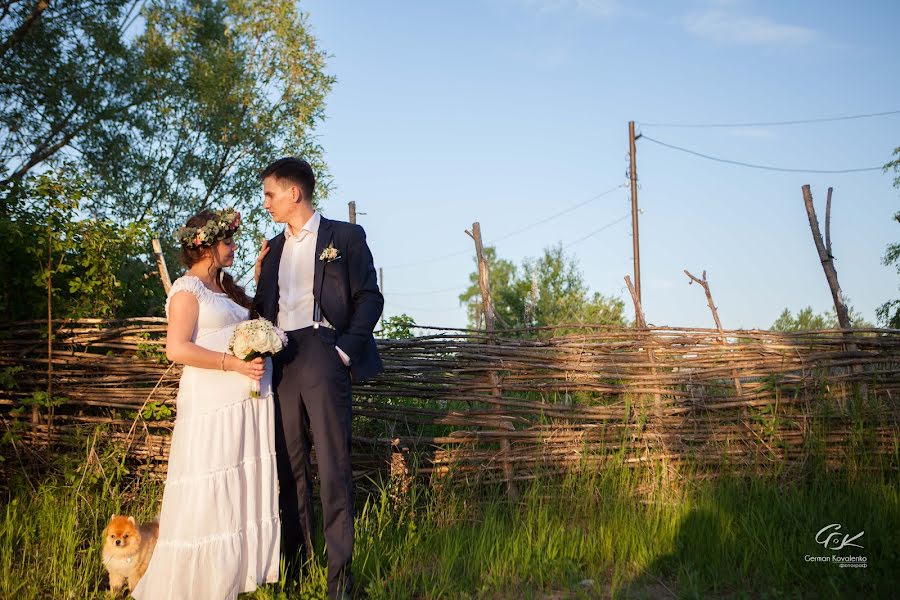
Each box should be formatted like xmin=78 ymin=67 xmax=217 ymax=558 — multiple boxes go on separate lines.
xmin=254 ymin=216 xmax=384 ymax=381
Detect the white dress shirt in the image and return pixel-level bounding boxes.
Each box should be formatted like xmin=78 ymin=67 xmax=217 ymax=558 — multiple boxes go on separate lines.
xmin=277 ymin=212 xmax=350 ymax=365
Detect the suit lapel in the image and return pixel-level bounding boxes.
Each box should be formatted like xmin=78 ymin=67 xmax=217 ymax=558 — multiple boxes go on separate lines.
xmin=266 ymin=233 xmax=286 ymax=282
xmin=265 ymin=232 xmax=286 ymax=314
xmin=314 ymin=216 xmax=333 ymax=303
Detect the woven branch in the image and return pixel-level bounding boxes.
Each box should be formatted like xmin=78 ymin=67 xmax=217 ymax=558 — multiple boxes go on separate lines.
xmin=1 ymin=319 xmax=898 ymax=484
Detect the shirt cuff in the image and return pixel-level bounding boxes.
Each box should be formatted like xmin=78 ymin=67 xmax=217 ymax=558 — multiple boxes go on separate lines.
xmin=336 ymin=345 xmax=351 ymax=366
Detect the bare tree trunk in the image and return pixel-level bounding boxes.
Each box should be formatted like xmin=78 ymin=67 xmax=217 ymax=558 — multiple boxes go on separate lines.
xmin=152 ymin=238 xmax=172 ymax=295
xmin=468 ymin=223 xmax=497 ymax=330
xmin=802 ymin=185 xmax=852 ymax=329
xmin=467 ymin=222 xmax=519 ymax=502
xmin=801 ymin=185 xmax=865 ymax=396
xmin=625 ymin=275 xmax=662 ymax=416
xmin=624 ymin=275 xmax=646 ymax=328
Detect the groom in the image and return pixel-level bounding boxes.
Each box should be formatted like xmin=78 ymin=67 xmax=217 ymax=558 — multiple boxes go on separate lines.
xmin=253 ymin=157 xmax=383 ymax=599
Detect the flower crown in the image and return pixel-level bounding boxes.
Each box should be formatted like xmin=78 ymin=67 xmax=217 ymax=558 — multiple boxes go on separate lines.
xmin=175 ymin=208 xmax=241 ymax=248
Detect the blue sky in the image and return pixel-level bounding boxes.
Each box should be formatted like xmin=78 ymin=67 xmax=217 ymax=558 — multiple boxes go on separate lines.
xmin=294 ymin=0 xmax=899 ymax=330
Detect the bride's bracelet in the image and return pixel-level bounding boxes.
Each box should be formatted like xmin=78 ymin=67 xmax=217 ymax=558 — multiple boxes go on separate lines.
xmin=220 ymin=351 xmax=227 ymax=371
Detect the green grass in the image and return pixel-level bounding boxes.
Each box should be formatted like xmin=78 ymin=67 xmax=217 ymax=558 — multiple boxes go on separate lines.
xmin=2 ymin=454 xmax=897 ymax=600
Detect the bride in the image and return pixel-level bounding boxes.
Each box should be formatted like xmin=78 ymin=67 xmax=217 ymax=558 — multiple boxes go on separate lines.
xmin=132 ymin=208 xmax=281 ymax=599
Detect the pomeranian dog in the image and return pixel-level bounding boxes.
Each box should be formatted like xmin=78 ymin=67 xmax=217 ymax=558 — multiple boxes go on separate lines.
xmin=102 ymin=515 xmax=159 ymax=596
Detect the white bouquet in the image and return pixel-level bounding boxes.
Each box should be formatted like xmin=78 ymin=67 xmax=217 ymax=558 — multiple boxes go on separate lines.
xmin=228 ymin=318 xmax=288 ymax=397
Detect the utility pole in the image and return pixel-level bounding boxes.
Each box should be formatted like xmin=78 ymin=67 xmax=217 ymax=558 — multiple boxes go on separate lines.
xmin=348 ymin=201 xmax=357 ymax=224
xmin=628 ymin=121 xmax=642 ymax=304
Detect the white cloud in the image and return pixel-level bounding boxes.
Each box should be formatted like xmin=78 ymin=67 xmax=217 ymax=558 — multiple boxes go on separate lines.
xmin=683 ymin=9 xmax=817 ymax=45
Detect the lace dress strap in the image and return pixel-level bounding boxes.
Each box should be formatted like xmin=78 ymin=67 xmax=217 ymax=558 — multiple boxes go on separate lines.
xmin=165 ymin=275 xmax=217 ymax=318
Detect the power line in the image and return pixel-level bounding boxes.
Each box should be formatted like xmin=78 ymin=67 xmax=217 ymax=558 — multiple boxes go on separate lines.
xmin=641 ymin=135 xmax=885 ymax=174
xmin=563 ymin=213 xmax=631 ymax=248
xmin=639 ymin=109 xmax=900 ymax=129
xmin=386 ymin=303 xmax=462 ymax=313
xmin=491 ymin=183 xmax=625 ymax=242
xmin=384 ymin=286 xmax=462 ymax=296
xmin=382 ymin=246 xmax=472 ymax=269
xmin=387 ymin=212 xmax=631 ymax=303
xmin=386 ymin=211 xmax=631 ymax=298
xmin=382 ymin=183 xmax=626 ymax=269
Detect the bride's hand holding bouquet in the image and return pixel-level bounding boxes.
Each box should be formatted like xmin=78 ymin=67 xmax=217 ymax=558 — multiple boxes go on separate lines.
xmin=228 ymin=318 xmax=289 ymax=397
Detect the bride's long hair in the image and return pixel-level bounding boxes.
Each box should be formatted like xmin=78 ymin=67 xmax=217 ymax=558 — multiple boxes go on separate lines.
xmin=179 ymin=210 xmax=254 ymax=313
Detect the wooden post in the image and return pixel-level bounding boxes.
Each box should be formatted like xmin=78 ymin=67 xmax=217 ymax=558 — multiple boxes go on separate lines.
xmin=348 ymin=201 xmax=357 ymax=224
xmin=151 ymin=238 xmax=172 ymax=295
xmin=525 ymin=267 xmax=538 ymax=326
xmin=625 ymin=275 xmax=662 ymax=417
xmin=624 ymin=274 xmax=669 ymax=486
xmin=801 ymin=185 xmax=864 ymax=396
xmin=389 ymin=437 xmax=413 ymax=507
xmin=624 ymin=275 xmax=646 ymax=328
xmin=801 ymin=186 xmax=852 ymax=329
xmin=466 ymin=222 xmax=519 ymax=501
xmin=40 ymin=222 xmax=51 ymax=427
xmin=629 ymin=121 xmax=642 ymax=304
xmin=684 ymin=269 xmax=742 ymax=397
xmin=467 ymin=223 xmax=497 ymax=329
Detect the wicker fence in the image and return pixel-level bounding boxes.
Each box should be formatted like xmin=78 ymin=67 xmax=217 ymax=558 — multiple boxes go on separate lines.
xmin=2 ymin=319 xmax=899 ymax=488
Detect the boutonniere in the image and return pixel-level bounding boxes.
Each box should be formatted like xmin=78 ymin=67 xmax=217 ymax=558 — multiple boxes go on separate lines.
xmin=319 ymin=242 xmax=341 ymax=262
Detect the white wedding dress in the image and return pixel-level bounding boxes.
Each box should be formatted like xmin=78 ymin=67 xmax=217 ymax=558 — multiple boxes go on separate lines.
xmin=132 ymin=275 xmax=281 ymax=600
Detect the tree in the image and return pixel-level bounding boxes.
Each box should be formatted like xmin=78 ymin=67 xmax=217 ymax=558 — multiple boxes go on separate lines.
xmin=88 ymin=0 xmax=334 ymax=243
xmin=875 ymin=211 xmax=900 ymax=329
xmin=770 ymin=303 xmax=871 ymax=332
xmin=1 ymin=0 xmax=334 ymax=271
xmin=459 ymin=244 xmax=627 ymax=331
xmin=459 ymin=246 xmax=525 ymax=329
xmin=877 ymin=148 xmax=900 ymax=328
xmin=884 ymin=146 xmax=900 ymax=189
xmin=771 ymin=307 xmax=836 ymax=332
xmin=0 ymin=1 xmax=145 ymax=185
xmin=379 ymin=314 xmax=417 ymax=340
xmin=0 ymin=0 xmax=335 ymax=318
xmin=0 ymin=167 xmax=156 ymax=321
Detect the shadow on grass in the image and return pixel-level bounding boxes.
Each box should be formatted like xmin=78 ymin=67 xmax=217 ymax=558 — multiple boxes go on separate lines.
xmin=3 ymin=432 xmax=899 ymax=600
xmin=626 ymin=469 xmax=900 ymax=600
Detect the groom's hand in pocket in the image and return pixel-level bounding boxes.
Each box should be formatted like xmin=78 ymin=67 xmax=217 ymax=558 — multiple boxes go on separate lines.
xmin=336 ymin=346 xmax=351 ymax=367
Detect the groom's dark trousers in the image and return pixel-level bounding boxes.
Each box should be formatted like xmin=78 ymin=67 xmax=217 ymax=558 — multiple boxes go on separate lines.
xmin=256 ymin=216 xmax=384 ymax=599
xmin=273 ymin=324 xmax=354 ymax=598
